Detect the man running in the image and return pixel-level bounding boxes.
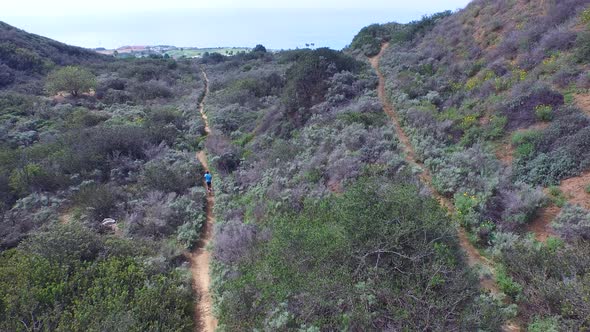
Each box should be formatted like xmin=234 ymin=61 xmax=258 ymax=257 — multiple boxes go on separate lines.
xmin=204 ymin=171 xmax=212 ymax=193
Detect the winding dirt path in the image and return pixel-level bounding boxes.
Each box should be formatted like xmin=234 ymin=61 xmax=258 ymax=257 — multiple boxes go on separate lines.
xmin=188 ymin=69 xmax=217 ymax=332
xmin=369 ymin=43 xmax=492 ymax=275
xmin=370 ymin=44 xmax=522 ymax=330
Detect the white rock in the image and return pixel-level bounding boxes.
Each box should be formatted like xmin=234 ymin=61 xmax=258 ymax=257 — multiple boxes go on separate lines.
xmin=101 ymin=218 xmax=116 ymax=226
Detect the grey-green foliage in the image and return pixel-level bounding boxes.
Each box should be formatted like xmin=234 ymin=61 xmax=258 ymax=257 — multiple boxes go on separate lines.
xmin=175 ymin=188 xmax=208 ymax=248
xmin=140 ymin=149 xmax=201 ymax=194
xmin=553 ymin=204 xmax=590 ymax=241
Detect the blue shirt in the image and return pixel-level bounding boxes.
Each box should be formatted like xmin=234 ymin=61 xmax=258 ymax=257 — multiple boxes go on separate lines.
xmin=204 ymin=173 xmax=212 ymax=182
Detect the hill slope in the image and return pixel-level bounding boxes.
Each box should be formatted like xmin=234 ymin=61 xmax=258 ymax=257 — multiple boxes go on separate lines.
xmin=0 ymin=21 xmax=105 ymax=89
xmin=350 ymin=0 xmax=590 ymax=329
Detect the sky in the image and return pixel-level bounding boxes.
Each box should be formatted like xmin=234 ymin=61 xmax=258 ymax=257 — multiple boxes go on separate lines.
xmin=1 ymin=0 xmax=471 ymax=50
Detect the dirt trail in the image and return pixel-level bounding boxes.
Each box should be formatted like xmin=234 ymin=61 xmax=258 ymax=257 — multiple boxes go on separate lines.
xmin=370 ymin=43 xmax=520 ymax=330
xmin=370 ymin=43 xmax=490 ymax=269
xmin=188 ymin=70 xmax=217 ymax=332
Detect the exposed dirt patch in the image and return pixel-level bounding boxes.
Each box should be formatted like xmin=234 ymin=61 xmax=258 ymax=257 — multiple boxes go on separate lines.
xmin=574 ymin=93 xmax=590 ymax=117
xmin=59 ymin=211 xmax=73 ymax=224
xmin=559 ymin=170 xmax=590 ymax=210
xmin=327 ymin=178 xmax=343 ymax=194
xmin=496 ymin=140 xmax=515 ymax=166
xmin=188 ymin=70 xmax=217 ymax=332
xmin=527 ymin=203 xmax=559 ymax=242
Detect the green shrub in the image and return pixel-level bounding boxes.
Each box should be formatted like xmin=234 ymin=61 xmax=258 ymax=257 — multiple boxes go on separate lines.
xmin=8 ymin=163 xmax=59 ymax=196
xmin=511 ymin=129 xmax=541 ymax=146
xmin=528 ymin=316 xmax=560 ymax=332
xmin=73 ymin=183 xmax=120 ymax=222
xmin=337 ymin=111 xmax=387 ymax=127
xmin=581 ymin=8 xmax=590 ymax=25
xmin=547 ymin=186 xmax=567 ymax=207
xmin=216 ymin=179 xmax=506 ymax=330
xmin=45 ymin=66 xmax=96 ymax=96
xmin=65 ymin=108 xmax=110 ymax=129
xmin=485 ymin=115 xmax=507 ymax=139
xmin=0 ymin=231 xmax=193 ymax=332
xmin=585 ymin=183 xmax=590 ymax=194
xmin=534 ymin=105 xmax=553 ymax=121
xmin=515 ymin=142 xmax=535 ymax=158
xmin=495 ymin=264 xmax=523 ymax=300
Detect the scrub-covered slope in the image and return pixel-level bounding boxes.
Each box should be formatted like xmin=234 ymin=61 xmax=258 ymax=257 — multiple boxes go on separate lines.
xmin=351 ymin=0 xmax=590 ymax=329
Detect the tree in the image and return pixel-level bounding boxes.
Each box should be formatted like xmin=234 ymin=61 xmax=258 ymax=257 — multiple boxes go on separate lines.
xmin=45 ymin=66 xmax=97 ymax=97
xmin=252 ymin=44 xmax=267 ymax=53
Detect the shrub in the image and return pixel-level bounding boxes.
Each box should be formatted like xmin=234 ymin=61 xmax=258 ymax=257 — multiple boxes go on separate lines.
xmin=174 ymin=188 xmax=207 ymax=247
xmin=282 ymin=48 xmax=362 ymax=123
xmin=500 ymin=183 xmax=545 ymax=228
xmin=552 ymin=67 xmax=579 ymax=88
xmin=496 ymin=264 xmax=523 ymax=300
xmin=502 ymin=86 xmax=563 ymax=130
xmin=140 ymin=151 xmax=200 ymax=194
xmin=125 ymin=189 xmax=204 ymax=240
xmin=1 ymin=193 xmax=63 ymax=249
xmin=45 ymin=66 xmax=97 ymax=96
xmin=65 ymin=108 xmax=110 ymax=128
xmin=513 ymin=150 xmax=578 ymax=186
xmin=553 ymin=204 xmax=590 ymax=241
xmin=216 ymin=179 xmax=507 ymax=330
xmin=122 ymin=60 xmax=167 ymax=81
xmin=534 ymin=105 xmax=553 ymax=121
xmin=0 ymin=224 xmax=193 ymax=331
xmin=535 ymin=28 xmax=577 ymax=55
xmin=214 ymin=220 xmax=260 ymax=265
xmin=8 ymin=163 xmax=54 ymax=196
xmin=0 ymin=63 xmax=15 ymax=87
xmin=528 ymin=316 xmax=560 ymax=332
xmin=131 ymin=80 xmax=173 ymax=100
xmin=73 ymin=182 xmax=120 ymax=223
xmin=0 ymin=42 xmax=45 ymax=72
xmin=574 ymin=30 xmax=590 ymax=63
xmin=582 ymin=8 xmax=590 ymax=24
xmin=22 ymin=222 xmax=103 ymax=263
xmin=499 ymin=240 xmax=590 ymax=328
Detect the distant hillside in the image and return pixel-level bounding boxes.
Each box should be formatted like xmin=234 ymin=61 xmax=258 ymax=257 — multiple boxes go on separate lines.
xmin=0 ymin=21 xmax=105 ymax=89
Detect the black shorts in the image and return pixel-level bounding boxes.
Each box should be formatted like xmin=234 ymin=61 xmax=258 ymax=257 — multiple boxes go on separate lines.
xmin=206 ymin=181 xmax=212 ymax=188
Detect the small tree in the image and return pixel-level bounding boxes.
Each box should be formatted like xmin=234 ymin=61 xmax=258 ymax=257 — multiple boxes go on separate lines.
xmin=253 ymin=44 xmax=267 ymax=53
xmin=45 ymin=66 xmax=96 ymax=96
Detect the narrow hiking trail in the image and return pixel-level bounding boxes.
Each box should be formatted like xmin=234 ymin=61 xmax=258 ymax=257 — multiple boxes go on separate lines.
xmin=369 ymin=43 xmax=492 ymax=276
xmin=188 ymin=69 xmax=217 ymax=332
xmin=370 ymin=44 xmax=521 ymax=331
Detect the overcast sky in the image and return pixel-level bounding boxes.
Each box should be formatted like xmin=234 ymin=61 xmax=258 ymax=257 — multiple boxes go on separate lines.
xmin=2 ymin=0 xmax=471 ymax=49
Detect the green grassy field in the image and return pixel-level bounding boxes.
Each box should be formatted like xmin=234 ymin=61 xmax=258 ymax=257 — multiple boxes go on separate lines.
xmin=165 ymin=47 xmax=250 ymax=58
